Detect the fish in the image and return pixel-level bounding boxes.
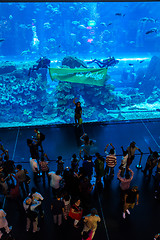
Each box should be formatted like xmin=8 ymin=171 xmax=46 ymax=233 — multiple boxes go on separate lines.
xmin=129 ymin=64 xmax=134 ymax=66
xmin=146 ymin=28 xmax=158 ymax=34
xmin=76 ymin=41 xmax=81 ymax=45
xmin=139 ymin=60 xmax=144 ymax=63
xmin=0 ymin=39 xmax=5 ymax=42
xmin=78 ymin=24 xmax=86 ymax=29
xmin=107 ymin=22 xmax=112 ymax=26
xmin=115 ymin=13 xmax=125 ymax=17
xmin=140 ymin=17 xmax=157 ymax=23
xmin=69 ymin=6 xmax=75 ymax=11
xmin=140 ymin=17 xmax=149 ymax=22
xmin=21 ymin=49 xmax=30 ymax=55
xmin=100 ymin=22 xmax=107 ymax=27
xmin=147 ymin=17 xmax=157 ymax=23
xmin=129 ymin=41 xmax=135 ymax=44
xmin=72 ymin=21 xmax=80 ymax=25
xmin=80 ymin=7 xmax=88 ymax=12
xmin=9 ymin=15 xmax=13 ymax=20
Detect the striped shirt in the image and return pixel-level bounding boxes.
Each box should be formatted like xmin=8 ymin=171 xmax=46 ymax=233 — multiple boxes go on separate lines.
xmin=106 ymin=154 xmax=117 ymax=168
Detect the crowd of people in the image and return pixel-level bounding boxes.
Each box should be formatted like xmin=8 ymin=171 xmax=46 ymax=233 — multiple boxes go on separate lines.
xmin=0 ymin=126 xmax=160 ymax=239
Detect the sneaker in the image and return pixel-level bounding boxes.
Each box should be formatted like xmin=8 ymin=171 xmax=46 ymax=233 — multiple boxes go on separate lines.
xmin=126 ymin=209 xmax=130 ymax=215
xmin=123 ymin=213 xmax=126 ymax=219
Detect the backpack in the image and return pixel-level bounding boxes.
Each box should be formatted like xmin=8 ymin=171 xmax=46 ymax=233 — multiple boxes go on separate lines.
xmin=40 ymin=132 xmax=45 ymax=141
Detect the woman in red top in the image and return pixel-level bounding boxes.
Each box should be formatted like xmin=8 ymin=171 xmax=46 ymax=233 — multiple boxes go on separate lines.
xmin=69 ymin=198 xmax=83 ymax=228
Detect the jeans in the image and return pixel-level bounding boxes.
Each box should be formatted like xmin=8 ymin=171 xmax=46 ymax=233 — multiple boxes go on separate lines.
xmin=105 ymin=166 xmax=114 ymax=176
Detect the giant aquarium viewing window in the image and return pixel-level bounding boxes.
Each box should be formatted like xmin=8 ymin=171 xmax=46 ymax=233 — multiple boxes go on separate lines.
xmin=0 ymin=2 xmax=160 ymax=127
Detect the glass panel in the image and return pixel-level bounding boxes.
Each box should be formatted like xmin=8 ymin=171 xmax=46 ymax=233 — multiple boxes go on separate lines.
xmin=0 ymin=2 xmax=160 ymax=127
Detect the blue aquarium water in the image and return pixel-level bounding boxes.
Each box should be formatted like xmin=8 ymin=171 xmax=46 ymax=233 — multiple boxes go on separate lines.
xmin=0 ymin=2 xmax=160 ymax=127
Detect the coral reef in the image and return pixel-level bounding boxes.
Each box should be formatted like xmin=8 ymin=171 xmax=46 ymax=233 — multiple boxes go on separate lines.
xmin=62 ymin=56 xmax=87 ymax=68
xmin=135 ymin=56 xmax=160 ymax=97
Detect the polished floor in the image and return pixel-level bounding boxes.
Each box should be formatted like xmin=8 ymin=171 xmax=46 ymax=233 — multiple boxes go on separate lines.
xmin=1 ymin=119 xmax=160 ymax=240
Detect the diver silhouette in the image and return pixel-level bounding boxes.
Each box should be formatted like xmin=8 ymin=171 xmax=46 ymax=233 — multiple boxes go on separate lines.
xmin=28 ymin=57 xmax=50 ymax=76
xmin=87 ymin=57 xmax=119 ymax=68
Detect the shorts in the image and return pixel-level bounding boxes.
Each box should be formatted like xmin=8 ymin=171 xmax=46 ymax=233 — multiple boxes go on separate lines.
xmin=124 ymin=202 xmax=135 ymax=211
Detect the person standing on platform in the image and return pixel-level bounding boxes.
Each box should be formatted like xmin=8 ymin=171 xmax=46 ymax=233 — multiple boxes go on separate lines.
xmin=51 ymin=193 xmax=64 ymax=226
xmin=62 ymin=191 xmax=71 ymax=220
xmin=117 ymin=168 xmax=134 ymax=202
xmin=16 ymin=164 xmax=29 ymax=197
xmin=119 ymin=148 xmax=128 ymax=177
xmin=34 ymin=128 xmax=45 ymax=153
xmin=81 ymin=208 xmax=101 ymax=239
xmin=48 ymin=170 xmax=62 ymax=197
xmin=73 ymin=97 xmax=82 ymax=126
xmin=104 ymin=143 xmax=117 ymax=177
xmin=29 ymin=187 xmax=44 ymax=218
xmin=56 ymin=156 xmax=64 ymax=176
xmin=80 ymin=133 xmax=95 ymax=156
xmin=69 ymin=198 xmax=83 ymax=228
xmin=142 ymin=147 xmax=159 ymax=178
xmin=23 ymin=196 xmax=40 ymax=232
xmin=122 ymin=141 xmax=143 ymax=169
xmin=71 ymin=154 xmax=80 ymax=173
xmin=30 ymin=157 xmax=40 ymax=185
xmin=123 ymin=186 xmax=139 ymax=219
xmin=27 ymin=139 xmax=39 ymax=160
xmin=39 ymin=153 xmax=50 ymax=185
xmin=0 ymin=208 xmax=12 ymax=239
xmin=94 ymin=153 xmax=105 ymax=184
xmin=82 ymin=156 xmax=94 ymax=180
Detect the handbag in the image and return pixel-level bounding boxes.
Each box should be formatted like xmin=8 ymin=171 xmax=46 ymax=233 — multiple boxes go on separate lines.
xmin=68 ymin=204 xmax=83 ymax=220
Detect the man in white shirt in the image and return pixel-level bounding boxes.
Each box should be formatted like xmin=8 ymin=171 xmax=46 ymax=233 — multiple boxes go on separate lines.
xmin=48 ymin=170 xmax=62 ymax=197
xmin=30 ymin=158 xmax=39 ymax=184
